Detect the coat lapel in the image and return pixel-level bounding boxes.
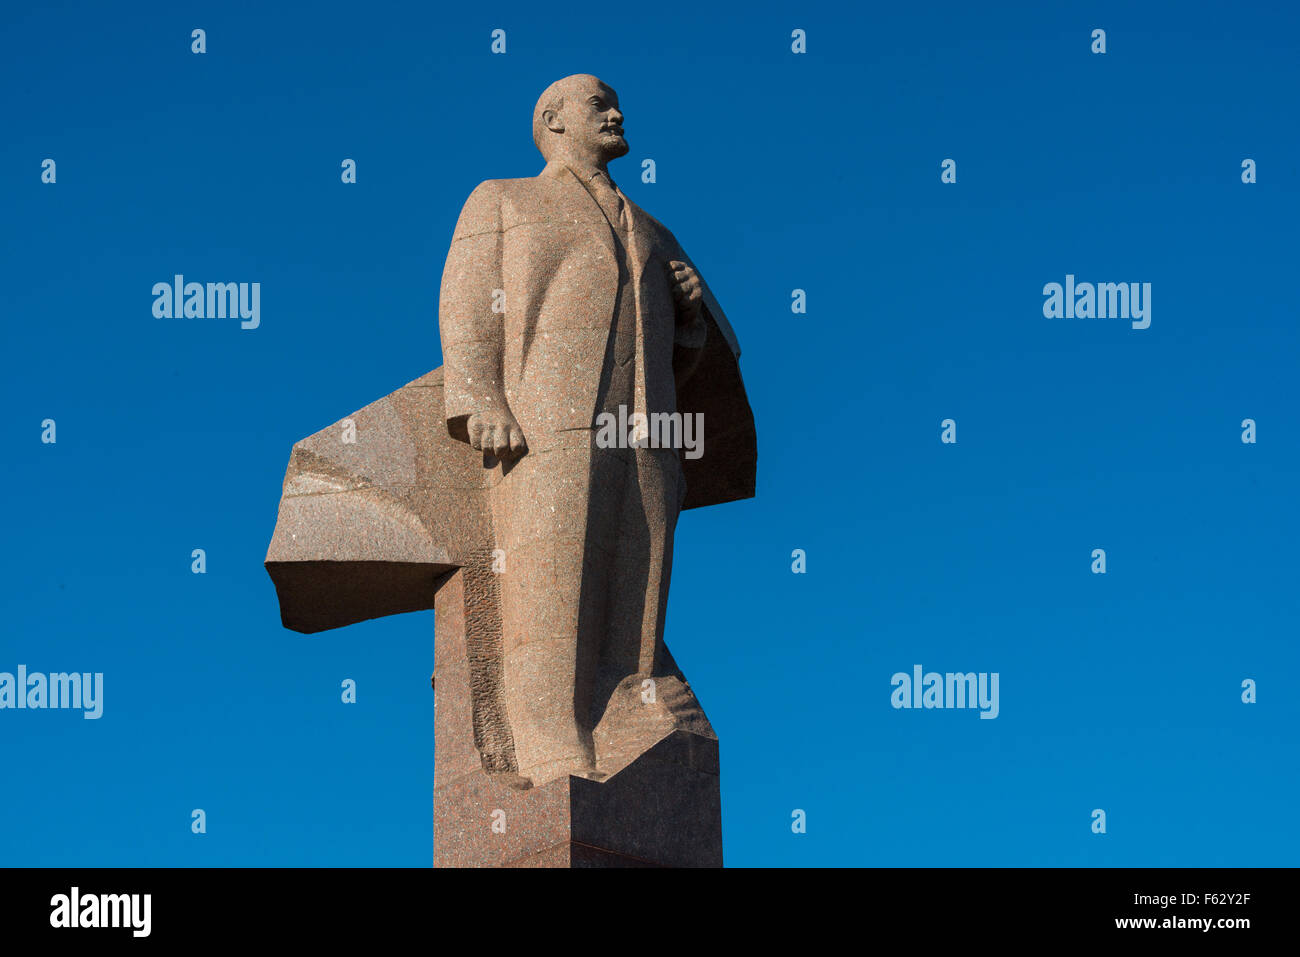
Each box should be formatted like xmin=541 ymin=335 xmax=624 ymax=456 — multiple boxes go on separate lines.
xmin=539 ymin=162 xmax=617 ymax=263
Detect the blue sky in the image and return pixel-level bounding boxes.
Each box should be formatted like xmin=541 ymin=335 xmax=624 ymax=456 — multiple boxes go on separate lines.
xmin=2 ymin=0 xmax=1297 ymax=866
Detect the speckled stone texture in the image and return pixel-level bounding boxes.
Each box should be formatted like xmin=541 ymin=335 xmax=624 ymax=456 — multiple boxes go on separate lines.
xmin=265 ymin=74 xmax=755 ymax=868
xmin=435 ymin=75 xmax=757 ymax=793
xmin=265 ymin=369 xmax=495 ymax=634
xmin=265 ymin=367 xmax=744 ymax=866
xmin=264 ymin=365 xmax=752 ymax=636
xmin=432 ymin=733 xmax=722 ymax=868
xmin=433 ymin=565 xmax=722 ymax=867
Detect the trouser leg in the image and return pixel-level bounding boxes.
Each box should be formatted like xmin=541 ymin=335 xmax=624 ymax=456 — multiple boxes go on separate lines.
xmin=490 ymin=438 xmax=613 ymax=784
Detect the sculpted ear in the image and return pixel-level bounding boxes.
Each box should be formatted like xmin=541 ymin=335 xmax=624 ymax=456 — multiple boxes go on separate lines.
xmin=543 ymin=109 xmax=565 ymax=134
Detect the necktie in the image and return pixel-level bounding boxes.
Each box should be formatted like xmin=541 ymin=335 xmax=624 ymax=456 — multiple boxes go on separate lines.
xmin=588 ymin=171 xmax=628 ymax=230
xmin=578 ymin=168 xmax=648 ymax=446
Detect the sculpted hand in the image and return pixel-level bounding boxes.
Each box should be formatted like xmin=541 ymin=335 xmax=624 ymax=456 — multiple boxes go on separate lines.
xmin=466 ymin=409 xmax=527 ymax=460
xmin=668 ymin=260 xmax=704 ymax=324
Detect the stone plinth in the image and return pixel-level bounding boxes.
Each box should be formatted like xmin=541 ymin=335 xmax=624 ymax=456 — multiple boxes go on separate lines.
xmin=433 ymin=567 xmax=722 ymax=868
xmin=432 ymin=739 xmax=722 ymax=867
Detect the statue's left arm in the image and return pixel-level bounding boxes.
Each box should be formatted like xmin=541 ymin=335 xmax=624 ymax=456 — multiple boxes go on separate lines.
xmin=666 ymin=242 xmax=709 ymax=387
xmin=660 ymin=234 xmax=757 ymax=510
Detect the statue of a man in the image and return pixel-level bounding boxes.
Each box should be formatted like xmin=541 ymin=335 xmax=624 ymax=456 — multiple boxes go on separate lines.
xmin=438 ymin=74 xmax=746 ymax=789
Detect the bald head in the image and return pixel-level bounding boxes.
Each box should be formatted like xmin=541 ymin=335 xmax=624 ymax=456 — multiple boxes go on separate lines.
xmin=532 ymin=74 xmax=628 ymax=168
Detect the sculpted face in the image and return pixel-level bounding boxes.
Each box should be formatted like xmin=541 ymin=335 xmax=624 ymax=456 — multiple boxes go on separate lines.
xmin=548 ymin=76 xmax=628 ymax=165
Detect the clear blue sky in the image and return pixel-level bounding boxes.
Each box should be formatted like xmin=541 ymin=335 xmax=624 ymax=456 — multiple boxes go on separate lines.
xmin=3 ymin=0 xmax=1297 ymax=866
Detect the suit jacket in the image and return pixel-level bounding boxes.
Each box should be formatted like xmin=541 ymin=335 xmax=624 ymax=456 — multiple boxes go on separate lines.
xmin=438 ymin=160 xmax=757 ymax=509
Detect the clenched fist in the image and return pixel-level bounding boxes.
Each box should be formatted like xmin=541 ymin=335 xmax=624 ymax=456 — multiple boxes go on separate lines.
xmin=668 ymin=260 xmax=704 ymax=324
xmin=466 ymin=409 xmax=527 ymax=460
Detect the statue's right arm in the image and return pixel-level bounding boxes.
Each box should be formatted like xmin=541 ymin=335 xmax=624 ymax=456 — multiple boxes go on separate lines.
xmin=438 ymin=181 xmax=526 ymax=459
